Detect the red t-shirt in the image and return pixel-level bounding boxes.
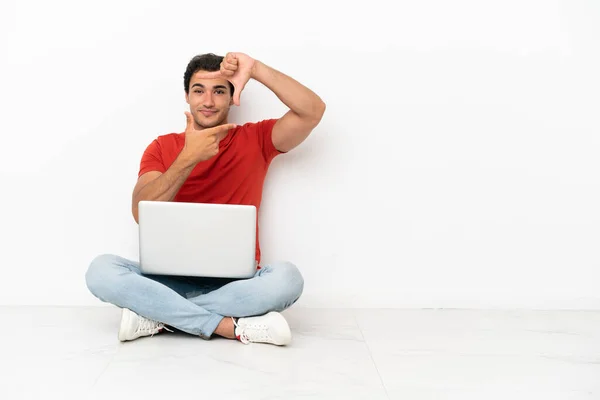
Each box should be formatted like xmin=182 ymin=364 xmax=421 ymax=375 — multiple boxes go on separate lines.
xmin=138 ymin=119 xmax=282 ymax=264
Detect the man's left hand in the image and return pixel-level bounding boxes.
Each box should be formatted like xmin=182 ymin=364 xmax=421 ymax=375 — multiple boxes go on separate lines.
xmin=197 ymin=52 xmax=256 ymax=106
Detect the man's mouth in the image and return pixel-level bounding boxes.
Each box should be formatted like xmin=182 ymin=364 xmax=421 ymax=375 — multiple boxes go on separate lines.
xmin=200 ymin=110 xmax=217 ymax=117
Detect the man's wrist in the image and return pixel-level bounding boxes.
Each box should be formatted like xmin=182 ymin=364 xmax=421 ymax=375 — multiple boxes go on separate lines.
xmin=176 ymin=148 xmax=197 ymax=170
xmin=250 ymin=60 xmax=266 ymax=81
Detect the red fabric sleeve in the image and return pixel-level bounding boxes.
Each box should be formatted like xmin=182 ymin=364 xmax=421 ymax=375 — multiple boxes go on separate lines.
xmin=256 ymin=119 xmax=284 ymax=163
xmin=138 ymin=139 xmax=167 ymax=177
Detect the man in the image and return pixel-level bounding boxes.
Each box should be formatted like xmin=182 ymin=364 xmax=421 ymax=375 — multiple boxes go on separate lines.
xmin=85 ymin=52 xmax=325 ymax=346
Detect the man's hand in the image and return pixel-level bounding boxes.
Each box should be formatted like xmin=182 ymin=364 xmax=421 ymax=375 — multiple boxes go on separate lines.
xmin=196 ymin=51 xmax=326 ymax=154
xmin=196 ymin=52 xmax=256 ymax=106
xmin=181 ymin=111 xmax=236 ymax=164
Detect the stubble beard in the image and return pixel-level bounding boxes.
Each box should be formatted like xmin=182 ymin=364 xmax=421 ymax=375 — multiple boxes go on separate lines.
xmin=195 ymin=111 xmax=229 ymax=130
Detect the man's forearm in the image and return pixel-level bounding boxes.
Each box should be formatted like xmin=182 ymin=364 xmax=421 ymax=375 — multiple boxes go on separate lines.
xmin=132 ymin=151 xmax=196 ymax=223
xmin=251 ymin=61 xmax=325 ymax=121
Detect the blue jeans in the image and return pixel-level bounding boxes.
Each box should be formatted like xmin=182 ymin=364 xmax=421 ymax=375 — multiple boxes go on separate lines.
xmin=85 ymin=254 xmax=304 ymax=338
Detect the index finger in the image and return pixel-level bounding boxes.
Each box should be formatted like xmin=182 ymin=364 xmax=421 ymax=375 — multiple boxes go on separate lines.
xmin=206 ymin=123 xmax=237 ymax=135
xmin=221 ymin=123 xmax=237 ymax=131
xmin=194 ymin=70 xmax=223 ymax=79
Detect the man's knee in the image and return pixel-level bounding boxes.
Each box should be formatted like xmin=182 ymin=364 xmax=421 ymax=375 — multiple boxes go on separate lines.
xmin=85 ymin=254 xmax=122 ymax=300
xmin=264 ymin=261 xmax=305 ymax=308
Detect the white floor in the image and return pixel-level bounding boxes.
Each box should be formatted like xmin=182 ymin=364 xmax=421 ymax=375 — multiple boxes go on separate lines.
xmin=1 ymin=307 xmax=599 ymax=399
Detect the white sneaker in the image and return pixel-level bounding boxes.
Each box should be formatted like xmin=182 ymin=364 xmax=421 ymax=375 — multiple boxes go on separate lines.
xmin=118 ymin=308 xmax=171 ymax=342
xmin=233 ymin=311 xmax=292 ymax=346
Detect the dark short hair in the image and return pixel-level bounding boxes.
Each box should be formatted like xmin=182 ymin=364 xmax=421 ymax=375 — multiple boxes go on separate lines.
xmin=183 ymin=53 xmax=234 ymax=96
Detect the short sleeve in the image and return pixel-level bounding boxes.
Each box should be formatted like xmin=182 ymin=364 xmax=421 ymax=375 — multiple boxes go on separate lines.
xmin=255 ymin=118 xmax=283 ymax=163
xmin=138 ymin=139 xmax=167 ymax=177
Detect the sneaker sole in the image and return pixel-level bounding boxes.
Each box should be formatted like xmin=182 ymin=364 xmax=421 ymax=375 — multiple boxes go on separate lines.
xmin=118 ymin=308 xmax=133 ymax=342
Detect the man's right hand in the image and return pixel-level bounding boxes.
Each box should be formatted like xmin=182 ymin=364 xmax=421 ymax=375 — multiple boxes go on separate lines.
xmin=181 ymin=111 xmax=236 ymax=164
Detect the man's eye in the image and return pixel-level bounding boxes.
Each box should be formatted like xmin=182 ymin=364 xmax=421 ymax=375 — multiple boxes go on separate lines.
xmin=216 ymin=90 xmax=224 ymax=94
xmin=194 ymin=90 xmax=202 ymax=94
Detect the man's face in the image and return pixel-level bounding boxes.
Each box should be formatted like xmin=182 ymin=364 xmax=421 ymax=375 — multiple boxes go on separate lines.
xmin=185 ymin=70 xmax=233 ymax=129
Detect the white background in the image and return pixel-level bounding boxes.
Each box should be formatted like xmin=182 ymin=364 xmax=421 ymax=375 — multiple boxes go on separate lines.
xmin=1 ymin=0 xmax=598 ymax=309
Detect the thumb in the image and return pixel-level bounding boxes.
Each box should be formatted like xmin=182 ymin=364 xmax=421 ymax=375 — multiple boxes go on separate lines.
xmin=184 ymin=111 xmax=194 ymax=131
xmin=233 ymin=84 xmax=244 ymax=106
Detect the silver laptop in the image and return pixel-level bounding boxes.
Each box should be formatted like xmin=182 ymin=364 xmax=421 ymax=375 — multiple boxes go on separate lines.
xmin=138 ymin=200 xmax=257 ymax=278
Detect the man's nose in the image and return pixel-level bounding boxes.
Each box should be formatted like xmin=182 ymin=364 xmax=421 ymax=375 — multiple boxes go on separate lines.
xmin=203 ymin=92 xmax=215 ymax=108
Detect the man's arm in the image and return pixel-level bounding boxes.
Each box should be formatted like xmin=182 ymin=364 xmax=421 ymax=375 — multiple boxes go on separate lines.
xmin=251 ymin=61 xmax=326 ymax=153
xmin=131 ymin=113 xmax=236 ymax=223
xmin=199 ymin=53 xmax=326 ymax=153
xmin=131 ymin=151 xmax=196 ymax=224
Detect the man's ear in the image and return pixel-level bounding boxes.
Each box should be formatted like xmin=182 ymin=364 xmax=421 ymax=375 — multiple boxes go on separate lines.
xmin=185 ymin=92 xmax=190 ymax=104
xmin=229 ymin=96 xmax=234 ymax=106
